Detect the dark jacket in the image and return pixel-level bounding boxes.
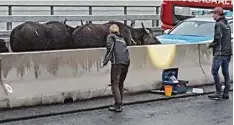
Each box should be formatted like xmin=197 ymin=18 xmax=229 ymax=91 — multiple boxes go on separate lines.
xmin=102 ymin=33 xmax=130 ymax=67
xmin=209 ymin=17 xmax=232 ymax=56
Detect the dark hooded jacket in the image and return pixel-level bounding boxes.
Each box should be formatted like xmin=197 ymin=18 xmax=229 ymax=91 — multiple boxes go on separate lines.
xmin=102 ymin=33 xmax=130 ymax=67
xmin=209 ymin=17 xmax=232 ymax=56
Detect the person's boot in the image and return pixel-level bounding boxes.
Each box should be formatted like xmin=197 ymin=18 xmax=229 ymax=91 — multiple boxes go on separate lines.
xmin=223 ymin=85 xmax=230 ymax=99
xmin=115 ymin=103 xmax=123 ymax=112
xmin=109 ymin=103 xmax=123 ymax=112
xmin=109 ymin=103 xmax=117 ymax=111
xmin=208 ymin=93 xmax=222 ymax=100
xmin=223 ymin=93 xmax=229 ymax=99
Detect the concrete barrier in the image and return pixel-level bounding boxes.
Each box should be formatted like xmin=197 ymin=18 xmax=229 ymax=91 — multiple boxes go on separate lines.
xmin=0 ymin=43 xmax=232 ymax=108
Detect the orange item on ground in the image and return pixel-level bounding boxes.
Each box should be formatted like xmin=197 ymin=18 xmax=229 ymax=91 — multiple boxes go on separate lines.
xmin=164 ymin=85 xmax=173 ymax=97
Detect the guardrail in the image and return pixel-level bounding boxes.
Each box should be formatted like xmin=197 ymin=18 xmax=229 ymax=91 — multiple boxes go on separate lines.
xmin=0 ymin=1 xmax=163 ymax=49
xmin=0 ymin=27 xmax=162 ymax=37
xmin=0 ymin=14 xmax=161 ymax=39
xmin=0 ymin=1 xmax=161 ymax=30
xmin=0 ymin=1 xmax=161 ymax=6
xmin=0 ymin=14 xmax=160 ymax=22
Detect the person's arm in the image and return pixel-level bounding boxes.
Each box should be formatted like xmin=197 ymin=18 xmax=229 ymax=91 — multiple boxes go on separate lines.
xmin=106 ymin=35 xmax=115 ymax=54
xmin=209 ymin=23 xmax=222 ymax=48
xmin=101 ymin=34 xmax=115 ymax=67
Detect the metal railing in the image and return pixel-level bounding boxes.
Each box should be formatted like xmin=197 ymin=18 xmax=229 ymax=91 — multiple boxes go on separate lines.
xmin=0 ymin=1 xmax=161 ymax=30
xmin=0 ymin=14 xmax=160 ymax=22
xmin=0 ymin=1 xmax=163 ymax=48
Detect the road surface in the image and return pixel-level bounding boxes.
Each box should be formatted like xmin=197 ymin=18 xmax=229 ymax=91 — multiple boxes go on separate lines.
xmin=2 ymin=92 xmax=233 ymax=125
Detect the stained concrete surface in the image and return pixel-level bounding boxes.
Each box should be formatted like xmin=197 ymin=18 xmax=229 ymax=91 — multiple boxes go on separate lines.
xmin=1 ymin=91 xmax=233 ymax=125
xmin=1 ymin=43 xmax=232 ymax=108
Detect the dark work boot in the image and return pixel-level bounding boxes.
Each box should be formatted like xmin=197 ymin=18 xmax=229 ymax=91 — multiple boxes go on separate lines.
xmin=109 ymin=104 xmax=117 ymax=111
xmin=208 ymin=93 xmax=222 ymax=100
xmin=109 ymin=103 xmax=123 ymax=112
xmin=223 ymin=93 xmax=229 ymax=99
xmin=115 ymin=103 xmax=123 ymax=112
xmin=223 ymin=85 xmax=230 ymax=100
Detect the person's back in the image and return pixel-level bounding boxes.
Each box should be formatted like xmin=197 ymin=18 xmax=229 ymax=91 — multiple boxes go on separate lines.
xmin=106 ymin=33 xmax=130 ymax=66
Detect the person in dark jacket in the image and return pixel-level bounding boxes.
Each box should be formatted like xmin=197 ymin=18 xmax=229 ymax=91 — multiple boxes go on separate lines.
xmin=208 ymin=7 xmax=232 ymax=100
xmin=101 ymin=24 xmax=130 ymax=112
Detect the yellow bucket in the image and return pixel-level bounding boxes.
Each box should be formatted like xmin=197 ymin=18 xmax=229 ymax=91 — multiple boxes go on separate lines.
xmin=164 ymin=85 xmax=173 ymax=97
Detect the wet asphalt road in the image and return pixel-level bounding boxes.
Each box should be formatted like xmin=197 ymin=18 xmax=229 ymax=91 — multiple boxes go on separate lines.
xmin=2 ymin=93 xmax=233 ymax=125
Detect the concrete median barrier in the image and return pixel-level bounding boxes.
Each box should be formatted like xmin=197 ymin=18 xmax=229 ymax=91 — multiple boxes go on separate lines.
xmin=0 ymin=43 xmax=232 ymax=108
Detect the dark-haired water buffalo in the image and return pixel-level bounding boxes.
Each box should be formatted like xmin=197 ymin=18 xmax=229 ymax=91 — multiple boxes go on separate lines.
xmin=106 ymin=21 xmax=161 ymax=45
xmin=71 ymin=21 xmax=134 ymax=48
xmin=10 ymin=20 xmax=77 ymax=52
xmin=129 ymin=21 xmax=161 ymax=45
xmin=71 ymin=21 xmax=161 ymax=49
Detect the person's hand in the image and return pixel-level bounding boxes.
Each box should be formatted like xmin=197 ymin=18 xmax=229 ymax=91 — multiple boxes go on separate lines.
xmin=100 ymin=62 xmax=104 ymax=68
xmin=206 ymin=43 xmax=212 ymax=49
xmin=100 ymin=62 xmax=108 ymax=68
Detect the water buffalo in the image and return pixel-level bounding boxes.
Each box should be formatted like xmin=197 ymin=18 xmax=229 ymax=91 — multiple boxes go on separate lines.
xmin=105 ymin=21 xmax=161 ymax=45
xmin=71 ymin=21 xmax=135 ymax=48
xmin=142 ymin=35 xmax=162 ymax=45
xmin=72 ymin=21 xmax=160 ymax=48
xmin=0 ymin=39 xmax=9 ymax=53
xmin=129 ymin=21 xmax=161 ymax=45
xmin=10 ymin=20 xmax=77 ymax=52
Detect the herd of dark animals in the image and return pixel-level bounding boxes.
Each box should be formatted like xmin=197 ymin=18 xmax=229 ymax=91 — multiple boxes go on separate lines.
xmin=0 ymin=19 xmax=161 ymax=53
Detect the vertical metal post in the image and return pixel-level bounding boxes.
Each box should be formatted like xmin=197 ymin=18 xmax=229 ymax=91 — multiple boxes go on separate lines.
xmin=152 ymin=20 xmax=155 ymax=27
xmin=156 ymin=6 xmax=159 ymax=27
xmin=50 ymin=6 xmax=54 ymax=15
xmin=88 ymin=6 xmax=92 ymax=24
xmin=0 ymin=57 xmax=2 ymax=83
xmin=124 ymin=6 xmax=127 ymax=25
xmin=7 ymin=6 xmax=12 ymax=30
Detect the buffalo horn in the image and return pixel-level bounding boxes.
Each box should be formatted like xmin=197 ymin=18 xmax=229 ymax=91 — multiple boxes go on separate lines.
xmin=63 ymin=19 xmax=67 ymax=24
xmin=130 ymin=38 xmax=137 ymax=44
xmin=130 ymin=20 xmax=135 ymax=28
xmin=141 ymin=22 xmax=150 ymax=34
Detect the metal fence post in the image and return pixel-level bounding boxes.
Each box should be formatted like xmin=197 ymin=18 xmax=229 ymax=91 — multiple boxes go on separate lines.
xmin=50 ymin=6 xmax=54 ymax=15
xmin=124 ymin=6 xmax=127 ymax=25
xmin=156 ymin=6 xmax=159 ymax=27
xmin=7 ymin=6 xmax=12 ymax=30
xmin=88 ymin=6 xmax=92 ymax=24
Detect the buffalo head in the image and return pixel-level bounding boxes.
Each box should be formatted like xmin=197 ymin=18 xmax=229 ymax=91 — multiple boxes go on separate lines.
xmin=143 ymin=35 xmax=161 ymax=45
xmin=129 ymin=22 xmax=156 ymax=45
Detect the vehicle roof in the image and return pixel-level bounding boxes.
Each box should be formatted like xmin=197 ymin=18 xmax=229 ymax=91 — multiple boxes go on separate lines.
xmin=184 ymin=17 xmax=233 ymax=23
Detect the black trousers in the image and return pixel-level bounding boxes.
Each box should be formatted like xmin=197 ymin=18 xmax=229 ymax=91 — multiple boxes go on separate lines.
xmin=110 ymin=64 xmax=129 ymax=105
